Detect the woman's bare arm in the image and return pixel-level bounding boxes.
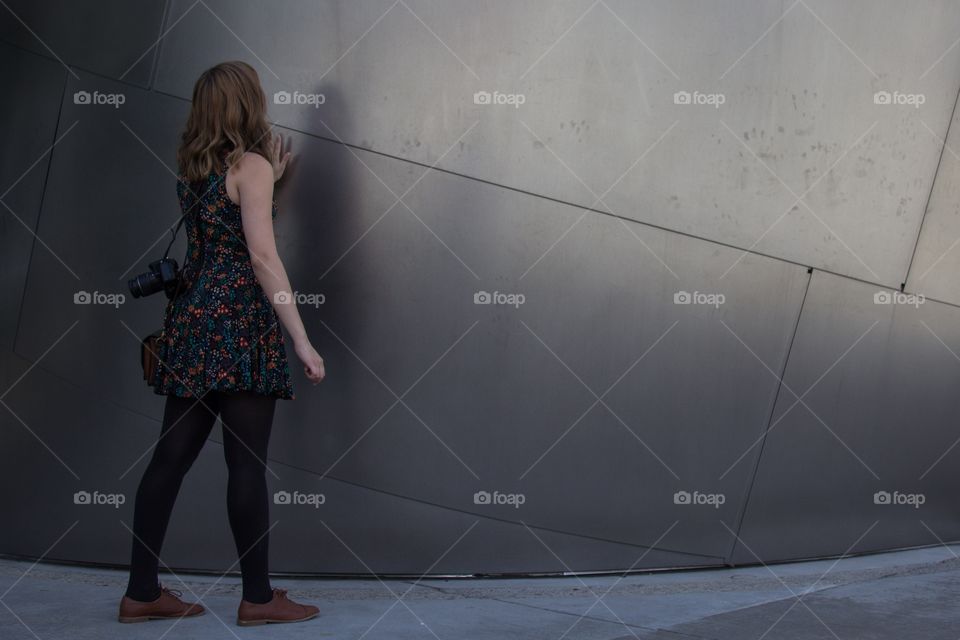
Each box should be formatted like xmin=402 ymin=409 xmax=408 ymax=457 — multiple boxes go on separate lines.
xmin=233 ymin=151 xmax=324 ymax=383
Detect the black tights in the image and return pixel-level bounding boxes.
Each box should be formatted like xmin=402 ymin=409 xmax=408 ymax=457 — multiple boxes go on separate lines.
xmin=125 ymin=390 xmax=276 ymax=604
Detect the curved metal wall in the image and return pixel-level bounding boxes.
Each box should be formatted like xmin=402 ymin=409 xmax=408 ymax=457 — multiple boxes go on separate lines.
xmin=2 ymin=0 xmax=960 ymax=575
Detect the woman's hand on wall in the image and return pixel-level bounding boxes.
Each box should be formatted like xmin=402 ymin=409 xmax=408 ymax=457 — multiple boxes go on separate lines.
xmin=269 ymin=133 xmax=293 ymax=182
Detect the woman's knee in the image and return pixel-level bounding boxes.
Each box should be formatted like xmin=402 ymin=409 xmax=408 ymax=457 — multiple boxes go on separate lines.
xmin=147 ymin=444 xmax=201 ymax=479
xmin=224 ymin=446 xmax=269 ymax=476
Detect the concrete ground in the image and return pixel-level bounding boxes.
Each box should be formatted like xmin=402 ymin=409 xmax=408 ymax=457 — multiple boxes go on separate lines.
xmin=1 ymin=545 xmax=958 ymax=639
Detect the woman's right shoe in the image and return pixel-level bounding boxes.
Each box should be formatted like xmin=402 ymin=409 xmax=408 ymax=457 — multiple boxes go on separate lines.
xmin=236 ymin=587 xmax=320 ymax=626
xmin=118 ymin=585 xmax=205 ymax=623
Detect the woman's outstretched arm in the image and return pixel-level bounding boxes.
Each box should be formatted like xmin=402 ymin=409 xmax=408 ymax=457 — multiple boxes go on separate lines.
xmin=234 ymin=151 xmax=325 ymax=384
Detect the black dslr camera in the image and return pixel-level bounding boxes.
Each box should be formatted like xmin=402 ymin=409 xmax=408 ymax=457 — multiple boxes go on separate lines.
xmin=128 ymin=257 xmax=180 ymax=299
xmin=128 ymin=211 xmax=191 ymax=300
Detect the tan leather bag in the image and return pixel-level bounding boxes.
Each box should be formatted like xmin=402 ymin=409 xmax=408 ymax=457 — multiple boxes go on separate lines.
xmin=141 ymin=329 xmax=164 ymax=386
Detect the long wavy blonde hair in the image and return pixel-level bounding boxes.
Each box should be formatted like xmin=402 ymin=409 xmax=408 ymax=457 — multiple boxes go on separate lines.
xmin=177 ymin=60 xmax=272 ymax=182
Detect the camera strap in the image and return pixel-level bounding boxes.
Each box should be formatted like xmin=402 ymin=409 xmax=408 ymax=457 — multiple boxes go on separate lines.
xmin=163 ymin=213 xmax=186 ymax=259
xmin=160 ymin=178 xmax=200 ymax=303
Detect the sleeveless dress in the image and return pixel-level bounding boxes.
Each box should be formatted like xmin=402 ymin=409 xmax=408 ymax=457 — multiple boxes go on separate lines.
xmin=152 ymin=156 xmax=295 ymax=400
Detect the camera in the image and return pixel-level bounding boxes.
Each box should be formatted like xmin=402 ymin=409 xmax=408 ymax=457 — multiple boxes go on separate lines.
xmin=128 ymin=257 xmax=180 ymax=299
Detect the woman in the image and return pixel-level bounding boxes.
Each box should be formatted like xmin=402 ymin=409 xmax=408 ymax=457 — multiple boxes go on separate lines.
xmin=118 ymin=61 xmax=326 ymax=627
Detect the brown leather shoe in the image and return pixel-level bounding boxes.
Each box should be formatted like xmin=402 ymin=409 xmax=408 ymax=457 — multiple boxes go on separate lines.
xmin=237 ymin=587 xmax=320 ymax=626
xmin=118 ymin=585 xmax=205 ymax=623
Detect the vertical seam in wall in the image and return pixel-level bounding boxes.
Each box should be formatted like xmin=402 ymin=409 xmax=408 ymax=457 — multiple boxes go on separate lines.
xmin=901 ymin=77 xmax=960 ymax=291
xmin=12 ymin=67 xmax=69 ymax=352
xmin=148 ymin=0 xmax=173 ymax=91
xmin=723 ymin=267 xmax=814 ymax=566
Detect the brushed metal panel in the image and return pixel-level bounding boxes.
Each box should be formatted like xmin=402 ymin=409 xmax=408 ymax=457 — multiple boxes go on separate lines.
xmin=0 ymin=0 xmax=164 ymax=86
xmin=152 ymin=0 xmax=960 ymax=286
xmin=14 ymin=70 xmax=190 ymax=416
xmin=731 ymin=270 xmax=960 ymax=564
xmin=904 ymin=98 xmax=960 ymax=306
xmin=237 ymin=460 xmax=714 ymax=575
xmin=236 ymin=128 xmax=811 ymax=567
xmin=0 ymin=44 xmax=64 ymax=352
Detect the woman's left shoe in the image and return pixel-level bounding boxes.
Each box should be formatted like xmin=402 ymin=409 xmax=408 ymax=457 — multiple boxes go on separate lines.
xmin=118 ymin=585 xmax=206 ymax=623
xmin=237 ymin=587 xmax=320 ymax=626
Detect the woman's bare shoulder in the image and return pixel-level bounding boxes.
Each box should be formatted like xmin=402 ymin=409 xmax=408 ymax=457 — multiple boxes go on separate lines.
xmin=230 ymin=152 xmax=273 ymax=195
xmin=232 ymin=150 xmax=272 ymax=175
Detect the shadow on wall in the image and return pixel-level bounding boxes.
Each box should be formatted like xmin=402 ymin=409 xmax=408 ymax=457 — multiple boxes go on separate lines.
xmin=276 ymin=84 xmax=364 ymax=445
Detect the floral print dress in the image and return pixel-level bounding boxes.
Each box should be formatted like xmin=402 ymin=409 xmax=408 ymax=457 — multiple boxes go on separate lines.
xmin=153 ymin=156 xmax=295 ymax=400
